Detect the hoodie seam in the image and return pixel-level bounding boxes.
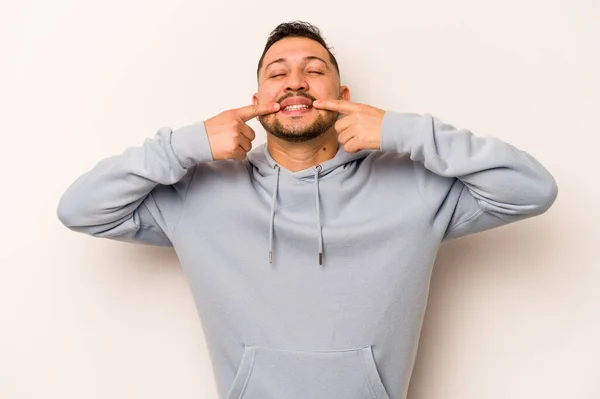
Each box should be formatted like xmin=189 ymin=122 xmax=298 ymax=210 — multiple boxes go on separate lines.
xmin=444 ymin=207 xmax=484 ymax=239
xmin=171 ymin=165 xmax=198 ymax=237
xmin=412 ymin=163 xmax=434 ymax=231
xmin=359 ymin=351 xmax=380 ymax=399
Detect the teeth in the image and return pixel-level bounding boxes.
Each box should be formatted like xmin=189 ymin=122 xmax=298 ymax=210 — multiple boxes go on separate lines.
xmin=283 ymin=104 xmax=310 ymax=111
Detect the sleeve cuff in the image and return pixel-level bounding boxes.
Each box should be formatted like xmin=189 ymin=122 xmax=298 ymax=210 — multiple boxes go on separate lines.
xmin=170 ymin=121 xmax=214 ymax=169
xmin=380 ymin=110 xmax=425 ymax=153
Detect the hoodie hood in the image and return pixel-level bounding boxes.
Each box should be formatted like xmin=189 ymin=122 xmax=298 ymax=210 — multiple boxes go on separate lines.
xmin=246 ymin=142 xmax=373 ymax=266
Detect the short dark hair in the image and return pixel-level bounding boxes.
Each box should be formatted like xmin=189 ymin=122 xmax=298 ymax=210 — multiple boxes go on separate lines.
xmin=257 ymin=21 xmax=340 ymax=79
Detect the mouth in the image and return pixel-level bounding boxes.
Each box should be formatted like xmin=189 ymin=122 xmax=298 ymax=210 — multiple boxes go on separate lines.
xmin=279 ymin=103 xmax=314 ymax=116
xmin=276 ymin=95 xmax=316 ymax=117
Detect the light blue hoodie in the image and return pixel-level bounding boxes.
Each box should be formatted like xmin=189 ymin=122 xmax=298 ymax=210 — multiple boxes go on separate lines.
xmin=57 ymin=110 xmax=558 ymax=399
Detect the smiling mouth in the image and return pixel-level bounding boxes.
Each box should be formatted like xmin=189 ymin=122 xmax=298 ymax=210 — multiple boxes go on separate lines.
xmin=281 ymin=104 xmax=312 ymax=111
xmin=277 ymin=104 xmax=316 ymax=117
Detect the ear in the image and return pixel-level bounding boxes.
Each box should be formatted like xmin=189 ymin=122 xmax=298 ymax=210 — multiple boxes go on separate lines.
xmin=339 ymin=85 xmax=350 ymax=101
xmin=252 ymin=93 xmax=259 ymax=106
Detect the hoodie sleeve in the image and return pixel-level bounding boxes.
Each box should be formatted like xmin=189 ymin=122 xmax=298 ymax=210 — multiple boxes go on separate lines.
xmin=56 ymin=121 xmax=214 ymax=246
xmin=379 ymin=111 xmax=558 ymax=241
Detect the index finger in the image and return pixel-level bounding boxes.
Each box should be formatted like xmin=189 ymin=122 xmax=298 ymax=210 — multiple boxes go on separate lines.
xmin=235 ymin=103 xmax=280 ymax=122
xmin=312 ymin=99 xmax=360 ymax=115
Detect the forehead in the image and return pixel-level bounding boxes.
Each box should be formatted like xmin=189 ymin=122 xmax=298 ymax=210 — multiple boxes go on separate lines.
xmin=262 ymin=37 xmax=330 ymax=68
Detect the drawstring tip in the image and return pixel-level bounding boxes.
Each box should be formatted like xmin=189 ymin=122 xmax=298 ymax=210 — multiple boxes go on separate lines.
xmin=269 ymin=251 xmax=273 ymax=264
xmin=318 ymin=252 xmax=323 ymax=265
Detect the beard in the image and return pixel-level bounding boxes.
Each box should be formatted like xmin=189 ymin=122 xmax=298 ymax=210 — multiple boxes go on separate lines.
xmin=258 ymin=96 xmax=339 ymax=143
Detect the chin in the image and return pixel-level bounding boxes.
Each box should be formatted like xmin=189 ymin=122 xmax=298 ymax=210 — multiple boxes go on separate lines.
xmin=258 ymin=109 xmax=336 ymax=143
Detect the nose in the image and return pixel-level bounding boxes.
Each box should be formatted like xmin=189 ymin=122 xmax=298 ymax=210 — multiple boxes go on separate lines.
xmin=284 ymin=70 xmax=308 ymax=92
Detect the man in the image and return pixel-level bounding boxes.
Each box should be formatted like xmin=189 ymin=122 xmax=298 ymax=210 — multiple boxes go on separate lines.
xmin=57 ymin=21 xmax=558 ymax=399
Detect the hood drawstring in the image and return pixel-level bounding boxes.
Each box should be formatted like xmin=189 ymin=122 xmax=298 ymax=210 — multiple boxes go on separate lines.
xmin=314 ymin=165 xmax=323 ymax=265
xmin=269 ymin=164 xmax=280 ymax=264
xmin=268 ymin=163 xmax=324 ymax=266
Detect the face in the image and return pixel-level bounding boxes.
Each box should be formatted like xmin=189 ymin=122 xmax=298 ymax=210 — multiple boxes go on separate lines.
xmin=254 ymin=37 xmax=350 ymax=143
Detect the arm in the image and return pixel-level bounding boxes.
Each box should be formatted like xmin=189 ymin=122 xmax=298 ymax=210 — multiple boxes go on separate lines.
xmin=56 ymin=122 xmax=213 ymax=246
xmin=380 ymin=111 xmax=558 ymax=241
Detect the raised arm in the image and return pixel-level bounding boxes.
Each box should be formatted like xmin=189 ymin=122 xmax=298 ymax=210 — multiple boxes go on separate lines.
xmin=379 ymin=111 xmax=558 ymax=240
xmin=56 ymin=103 xmax=280 ymax=246
xmin=312 ymin=99 xmax=558 ymax=241
xmin=56 ymin=122 xmax=213 ymax=246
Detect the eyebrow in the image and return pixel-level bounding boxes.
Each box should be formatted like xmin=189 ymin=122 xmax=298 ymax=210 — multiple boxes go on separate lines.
xmin=264 ymin=56 xmax=330 ymax=72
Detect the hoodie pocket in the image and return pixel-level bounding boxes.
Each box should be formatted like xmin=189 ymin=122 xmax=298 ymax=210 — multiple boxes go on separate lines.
xmin=225 ymin=344 xmax=391 ymax=399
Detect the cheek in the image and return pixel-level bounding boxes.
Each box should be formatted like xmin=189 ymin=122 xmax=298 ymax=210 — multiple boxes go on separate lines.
xmin=312 ymin=82 xmax=339 ymax=99
xmin=257 ymin=84 xmax=281 ymax=101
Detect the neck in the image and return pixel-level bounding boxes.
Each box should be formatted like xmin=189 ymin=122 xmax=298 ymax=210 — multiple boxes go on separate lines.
xmin=266 ymin=129 xmax=339 ymax=172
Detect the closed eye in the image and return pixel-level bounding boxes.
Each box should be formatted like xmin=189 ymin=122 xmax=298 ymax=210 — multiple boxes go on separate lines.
xmin=269 ymin=71 xmax=323 ymax=78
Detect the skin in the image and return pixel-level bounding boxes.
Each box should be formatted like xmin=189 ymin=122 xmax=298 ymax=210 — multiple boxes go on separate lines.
xmin=204 ymin=37 xmax=386 ymax=170
xmin=253 ymin=37 xmax=351 ymax=172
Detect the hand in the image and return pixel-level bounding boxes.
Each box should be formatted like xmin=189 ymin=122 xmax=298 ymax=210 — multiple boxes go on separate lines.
xmin=312 ymin=99 xmax=385 ymax=153
xmin=204 ymin=103 xmax=280 ymax=160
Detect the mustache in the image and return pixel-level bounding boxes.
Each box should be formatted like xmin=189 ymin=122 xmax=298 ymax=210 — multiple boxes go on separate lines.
xmin=276 ymin=92 xmax=316 ymax=104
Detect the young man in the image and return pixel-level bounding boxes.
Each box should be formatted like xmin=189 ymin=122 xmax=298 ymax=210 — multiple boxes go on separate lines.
xmin=57 ymin=21 xmax=558 ymax=399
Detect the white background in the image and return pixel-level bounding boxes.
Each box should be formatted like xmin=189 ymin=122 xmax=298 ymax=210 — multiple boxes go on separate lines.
xmin=2 ymin=0 xmax=599 ymax=398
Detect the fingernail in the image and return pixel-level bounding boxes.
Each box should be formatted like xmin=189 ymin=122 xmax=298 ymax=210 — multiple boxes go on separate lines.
xmin=313 ymin=100 xmax=320 ymax=106
xmin=273 ymin=103 xmax=280 ymax=109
